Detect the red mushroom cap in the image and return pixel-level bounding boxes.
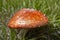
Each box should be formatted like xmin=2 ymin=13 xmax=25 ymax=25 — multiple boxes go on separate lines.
xmin=8 ymin=8 xmax=48 ymax=29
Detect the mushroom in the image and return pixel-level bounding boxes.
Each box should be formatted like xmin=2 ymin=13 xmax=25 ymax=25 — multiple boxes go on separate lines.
xmin=8 ymin=8 xmax=48 ymax=39
xmin=8 ymin=8 xmax=48 ymax=29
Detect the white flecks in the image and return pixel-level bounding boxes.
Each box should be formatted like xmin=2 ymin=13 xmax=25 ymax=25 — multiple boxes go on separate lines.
xmin=44 ymin=14 xmax=46 ymax=16
xmin=19 ymin=20 xmax=26 ymax=25
xmin=17 ymin=16 xmax=20 ymax=18
xmin=40 ymin=18 xmax=43 ymax=20
xmin=23 ymin=10 xmax=26 ymax=13
xmin=16 ymin=20 xmax=26 ymax=25
xmin=24 ymin=8 xmax=35 ymax=11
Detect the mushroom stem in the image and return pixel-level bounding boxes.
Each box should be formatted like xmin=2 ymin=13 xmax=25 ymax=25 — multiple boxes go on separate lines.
xmin=16 ymin=28 xmax=21 ymax=34
xmin=16 ymin=29 xmax=28 ymax=40
xmin=16 ymin=29 xmax=21 ymax=40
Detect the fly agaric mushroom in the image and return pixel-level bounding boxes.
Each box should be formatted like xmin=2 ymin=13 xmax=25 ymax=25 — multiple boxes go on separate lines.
xmin=8 ymin=8 xmax=48 ymax=29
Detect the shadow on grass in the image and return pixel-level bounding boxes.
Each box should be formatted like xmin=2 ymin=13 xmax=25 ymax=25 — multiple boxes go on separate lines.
xmin=25 ymin=23 xmax=60 ymax=40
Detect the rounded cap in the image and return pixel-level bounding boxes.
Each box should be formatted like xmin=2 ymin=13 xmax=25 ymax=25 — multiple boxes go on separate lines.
xmin=8 ymin=8 xmax=48 ymax=29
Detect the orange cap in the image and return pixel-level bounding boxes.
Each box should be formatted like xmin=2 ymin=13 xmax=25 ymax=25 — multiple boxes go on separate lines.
xmin=8 ymin=8 xmax=48 ymax=29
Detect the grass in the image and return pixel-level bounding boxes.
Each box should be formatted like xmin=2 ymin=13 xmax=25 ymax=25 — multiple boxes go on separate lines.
xmin=0 ymin=0 xmax=60 ymax=40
